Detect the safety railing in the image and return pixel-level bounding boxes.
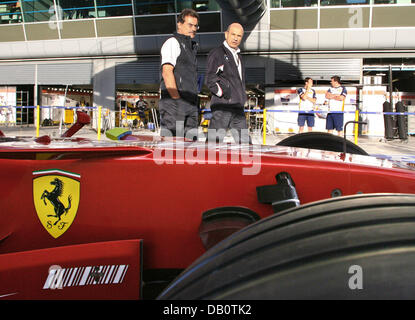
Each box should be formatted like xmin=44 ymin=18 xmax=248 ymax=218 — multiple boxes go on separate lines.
xmin=1 ymin=105 xmax=413 ymax=144
xmin=0 ymin=105 xmax=160 ymax=139
xmin=246 ymin=107 xmax=415 ymax=145
xmin=0 ymin=105 xmax=104 ymax=139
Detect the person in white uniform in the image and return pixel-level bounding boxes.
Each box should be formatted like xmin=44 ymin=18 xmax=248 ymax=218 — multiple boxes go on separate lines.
xmin=297 ymin=77 xmax=317 ymax=133
xmin=325 ymin=75 xmax=347 ymax=136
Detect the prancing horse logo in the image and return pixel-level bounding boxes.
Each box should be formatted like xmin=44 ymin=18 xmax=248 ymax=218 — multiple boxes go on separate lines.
xmin=41 ymin=178 xmax=72 ymax=226
xmin=33 ymin=170 xmax=80 ymax=238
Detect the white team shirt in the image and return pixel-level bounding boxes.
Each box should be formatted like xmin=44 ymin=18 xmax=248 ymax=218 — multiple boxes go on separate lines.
xmin=160 ymin=37 xmax=181 ymax=67
xmin=223 ymin=40 xmax=242 ymax=80
xmin=327 ymin=86 xmax=347 ymax=112
xmin=297 ymin=87 xmax=316 ymax=112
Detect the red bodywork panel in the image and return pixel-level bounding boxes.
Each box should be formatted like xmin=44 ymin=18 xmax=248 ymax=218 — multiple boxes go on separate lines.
xmin=0 ymin=240 xmax=142 ymax=299
xmin=0 ymin=138 xmax=415 ymax=299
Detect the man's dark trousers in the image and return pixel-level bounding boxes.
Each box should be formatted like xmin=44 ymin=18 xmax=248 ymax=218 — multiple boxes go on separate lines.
xmin=159 ymin=97 xmax=198 ymax=140
xmin=207 ymin=106 xmax=250 ymax=144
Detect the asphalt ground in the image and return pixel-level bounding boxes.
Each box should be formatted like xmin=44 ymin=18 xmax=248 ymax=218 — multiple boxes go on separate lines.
xmin=1 ymin=124 xmax=415 ymax=163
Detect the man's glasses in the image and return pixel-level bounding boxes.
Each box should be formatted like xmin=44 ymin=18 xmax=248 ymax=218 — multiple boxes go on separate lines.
xmin=187 ymin=22 xmax=199 ymax=30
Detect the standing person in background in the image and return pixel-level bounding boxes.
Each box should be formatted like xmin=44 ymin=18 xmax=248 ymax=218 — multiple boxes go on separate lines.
xmin=325 ymin=75 xmax=347 ymax=136
xmin=205 ymin=22 xmax=250 ymax=144
xmin=297 ymin=77 xmax=316 ymax=133
xmin=159 ymin=8 xmax=200 ymax=140
xmin=136 ymin=96 xmax=149 ymax=128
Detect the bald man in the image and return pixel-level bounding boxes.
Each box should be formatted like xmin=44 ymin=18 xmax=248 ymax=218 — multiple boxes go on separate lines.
xmin=205 ymin=23 xmax=250 ymax=144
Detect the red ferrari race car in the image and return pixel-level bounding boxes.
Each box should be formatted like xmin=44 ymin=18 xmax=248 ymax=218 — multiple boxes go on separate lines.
xmin=1 ymin=112 xmax=415 ymax=300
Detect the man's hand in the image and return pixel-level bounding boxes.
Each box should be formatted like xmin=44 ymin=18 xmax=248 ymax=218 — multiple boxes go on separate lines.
xmin=217 ymin=78 xmax=231 ymax=100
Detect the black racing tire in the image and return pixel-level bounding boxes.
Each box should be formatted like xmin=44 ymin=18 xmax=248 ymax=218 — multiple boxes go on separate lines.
xmin=277 ymin=132 xmax=368 ymax=155
xmin=158 ymin=194 xmax=415 ymax=299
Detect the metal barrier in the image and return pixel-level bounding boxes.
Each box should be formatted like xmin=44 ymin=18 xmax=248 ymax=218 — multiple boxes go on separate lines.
xmin=1 ymin=105 xmax=413 ymax=145
xmin=1 ymin=105 xmax=100 ymax=139
xmin=241 ymin=108 xmax=415 ymax=145
xmin=0 ymin=105 xmax=161 ymax=140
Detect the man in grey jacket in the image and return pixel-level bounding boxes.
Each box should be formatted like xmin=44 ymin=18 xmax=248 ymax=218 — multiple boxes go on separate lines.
xmin=205 ymin=23 xmax=250 ymax=144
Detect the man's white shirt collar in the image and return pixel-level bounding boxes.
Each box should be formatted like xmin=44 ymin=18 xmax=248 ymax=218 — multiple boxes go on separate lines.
xmin=223 ymin=41 xmax=242 ymax=80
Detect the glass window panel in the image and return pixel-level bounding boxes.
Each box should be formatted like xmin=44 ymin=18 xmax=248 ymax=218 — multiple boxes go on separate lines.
xmin=271 ymin=0 xmax=318 ymax=7
xmin=135 ymin=11 xmax=220 ymax=35
xmin=198 ymin=11 xmax=220 ymax=31
xmin=0 ymin=1 xmax=23 ymax=24
xmin=22 ymin=0 xmax=55 ymax=22
xmin=55 ymin=0 xmax=96 ymax=20
xmin=134 ymin=0 xmax=176 ymax=15
xmin=321 ymin=0 xmax=369 ymax=5
xmin=135 ymin=14 xmax=175 ymax=35
xmin=374 ymin=0 xmax=415 ymax=3
xmin=95 ymin=0 xmax=132 ymax=17
xmin=176 ymin=0 xmax=220 ymax=12
xmin=133 ymin=0 xmax=219 ymax=16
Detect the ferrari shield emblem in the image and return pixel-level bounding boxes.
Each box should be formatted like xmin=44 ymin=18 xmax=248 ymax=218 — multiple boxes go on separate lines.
xmin=33 ymin=169 xmax=81 ymax=238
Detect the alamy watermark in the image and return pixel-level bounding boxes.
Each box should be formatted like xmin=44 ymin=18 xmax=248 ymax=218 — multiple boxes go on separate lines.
xmin=153 ymin=123 xmax=262 ymax=176
xmin=348 ymin=8 xmax=363 ymax=28
xmin=348 ymin=264 xmax=363 ymax=290
xmin=49 ymin=5 xmax=63 ymax=30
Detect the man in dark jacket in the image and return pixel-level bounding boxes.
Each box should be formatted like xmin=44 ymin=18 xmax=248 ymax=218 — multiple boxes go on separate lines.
xmin=205 ymin=22 xmax=250 ymax=144
xmin=159 ymin=8 xmax=200 ymax=140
